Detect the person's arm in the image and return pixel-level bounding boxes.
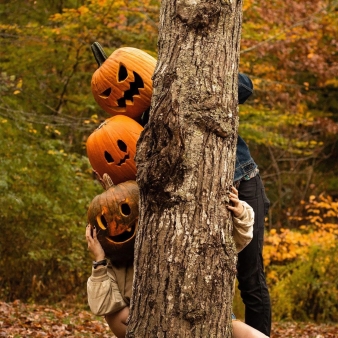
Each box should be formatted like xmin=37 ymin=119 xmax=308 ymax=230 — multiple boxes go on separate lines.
xmin=233 ymin=320 xmax=269 ymax=338
xmin=87 ymin=265 xmax=128 ymax=316
xmin=86 ymin=225 xmax=128 ymax=316
xmin=105 ymin=306 xmax=129 ymax=338
xmin=227 ymin=187 xmax=254 ymax=253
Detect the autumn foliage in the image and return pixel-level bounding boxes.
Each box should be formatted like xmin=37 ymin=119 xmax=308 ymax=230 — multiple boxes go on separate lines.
xmin=264 ymin=194 xmax=338 ymax=266
xmin=0 ymin=0 xmax=337 ymax=325
xmin=263 ymin=194 xmax=338 ymax=321
xmin=1 ymin=300 xmax=337 ymax=337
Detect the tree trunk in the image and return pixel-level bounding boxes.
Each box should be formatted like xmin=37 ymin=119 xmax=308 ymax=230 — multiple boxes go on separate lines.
xmin=127 ymin=0 xmax=243 ymax=337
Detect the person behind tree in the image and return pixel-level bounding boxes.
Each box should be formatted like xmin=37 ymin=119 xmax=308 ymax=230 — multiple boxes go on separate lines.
xmin=86 ymin=186 xmax=268 ymax=338
xmin=235 ymin=74 xmax=271 ymax=337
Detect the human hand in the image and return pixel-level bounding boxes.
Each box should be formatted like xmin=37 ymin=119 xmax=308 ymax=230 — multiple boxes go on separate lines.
xmin=85 ymin=224 xmax=105 ymax=262
xmin=226 ymin=186 xmax=244 ymax=217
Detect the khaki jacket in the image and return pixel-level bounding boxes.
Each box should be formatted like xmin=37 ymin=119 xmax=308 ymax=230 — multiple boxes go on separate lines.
xmin=232 ymin=201 xmax=254 ymax=252
xmin=87 ymin=201 xmax=254 ymax=316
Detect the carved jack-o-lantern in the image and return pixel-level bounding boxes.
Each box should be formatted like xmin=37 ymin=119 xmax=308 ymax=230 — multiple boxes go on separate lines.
xmin=91 ymin=42 xmax=156 ymax=120
xmin=86 ymin=115 xmax=143 ymax=185
xmin=88 ymin=174 xmax=139 ymax=263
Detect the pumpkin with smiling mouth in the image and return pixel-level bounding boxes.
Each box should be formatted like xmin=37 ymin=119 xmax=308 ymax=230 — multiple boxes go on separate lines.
xmin=86 ymin=115 xmax=143 ymax=185
xmin=91 ymin=42 xmax=156 ymax=121
xmin=87 ymin=174 xmax=139 ymax=264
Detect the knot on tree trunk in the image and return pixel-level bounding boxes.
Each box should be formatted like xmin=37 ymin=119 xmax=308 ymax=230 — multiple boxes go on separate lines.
xmin=194 ymin=114 xmax=232 ymax=138
xmin=176 ymin=0 xmax=223 ymax=29
xmin=136 ymin=121 xmax=185 ymax=199
xmin=187 ymin=97 xmax=238 ymax=138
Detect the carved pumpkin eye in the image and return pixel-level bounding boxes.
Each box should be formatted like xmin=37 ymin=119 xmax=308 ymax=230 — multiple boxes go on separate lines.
xmin=118 ymin=64 xmax=128 ymax=82
xmin=104 ymin=151 xmax=114 ymax=163
xmin=96 ymin=214 xmax=108 ymax=230
xmin=99 ymin=87 xmax=112 ymax=99
xmin=120 ymin=203 xmax=131 ymax=216
xmin=117 ymin=140 xmax=127 ymax=152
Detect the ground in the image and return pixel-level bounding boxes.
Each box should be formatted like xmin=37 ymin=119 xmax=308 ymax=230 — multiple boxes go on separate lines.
xmin=1 ymin=300 xmax=337 ymax=337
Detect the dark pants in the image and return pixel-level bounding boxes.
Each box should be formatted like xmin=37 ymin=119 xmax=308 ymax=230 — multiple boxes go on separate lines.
xmin=237 ymin=174 xmax=271 ymax=337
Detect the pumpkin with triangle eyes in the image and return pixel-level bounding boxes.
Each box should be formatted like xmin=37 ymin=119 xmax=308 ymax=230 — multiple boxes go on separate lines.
xmin=86 ymin=115 xmax=143 ymax=185
xmin=87 ymin=174 xmax=139 ymax=264
xmin=91 ymin=42 xmax=156 ymax=121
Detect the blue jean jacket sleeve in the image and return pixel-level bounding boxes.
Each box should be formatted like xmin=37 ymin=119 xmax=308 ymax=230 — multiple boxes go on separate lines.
xmin=234 ymin=135 xmax=258 ymax=182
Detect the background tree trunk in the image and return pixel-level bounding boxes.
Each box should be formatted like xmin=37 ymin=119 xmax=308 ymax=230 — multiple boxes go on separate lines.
xmin=127 ymin=0 xmax=243 ymax=337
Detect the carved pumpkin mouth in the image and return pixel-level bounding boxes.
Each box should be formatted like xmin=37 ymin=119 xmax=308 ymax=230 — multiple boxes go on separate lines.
xmin=106 ymin=221 xmax=137 ymax=244
xmin=104 ymin=151 xmax=130 ymax=166
xmin=117 ymin=154 xmax=129 ymax=165
xmin=116 ymin=71 xmax=144 ymax=108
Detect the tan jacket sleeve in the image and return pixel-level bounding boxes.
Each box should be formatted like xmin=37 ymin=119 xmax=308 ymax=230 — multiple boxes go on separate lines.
xmin=232 ymin=201 xmax=254 ymax=253
xmin=87 ymin=265 xmax=127 ymax=316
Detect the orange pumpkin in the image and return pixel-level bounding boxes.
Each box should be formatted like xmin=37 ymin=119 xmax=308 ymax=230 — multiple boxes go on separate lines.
xmin=87 ymin=174 xmax=139 ymax=263
xmin=91 ymin=42 xmax=156 ymax=120
xmin=86 ymin=115 xmax=143 ymax=185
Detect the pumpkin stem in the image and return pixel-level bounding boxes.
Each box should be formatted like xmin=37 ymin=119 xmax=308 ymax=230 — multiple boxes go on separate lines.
xmin=93 ymin=171 xmax=114 ymax=190
xmin=91 ymin=42 xmax=108 ymax=67
xmin=102 ymin=173 xmax=115 ymax=190
xmin=93 ymin=170 xmax=105 ymax=190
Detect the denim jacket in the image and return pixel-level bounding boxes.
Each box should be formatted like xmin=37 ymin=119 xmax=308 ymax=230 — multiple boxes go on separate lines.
xmin=234 ymin=135 xmax=258 ymax=183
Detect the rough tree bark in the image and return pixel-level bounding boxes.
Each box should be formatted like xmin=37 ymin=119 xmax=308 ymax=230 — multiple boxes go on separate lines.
xmin=127 ymin=0 xmax=243 ymax=337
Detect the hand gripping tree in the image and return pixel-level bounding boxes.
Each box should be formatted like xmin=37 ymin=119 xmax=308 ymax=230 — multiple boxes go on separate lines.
xmin=127 ymin=1 xmax=243 ymax=337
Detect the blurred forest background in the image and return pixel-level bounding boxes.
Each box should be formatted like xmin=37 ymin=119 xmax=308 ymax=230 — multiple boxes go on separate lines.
xmin=0 ymin=0 xmax=337 ymax=324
